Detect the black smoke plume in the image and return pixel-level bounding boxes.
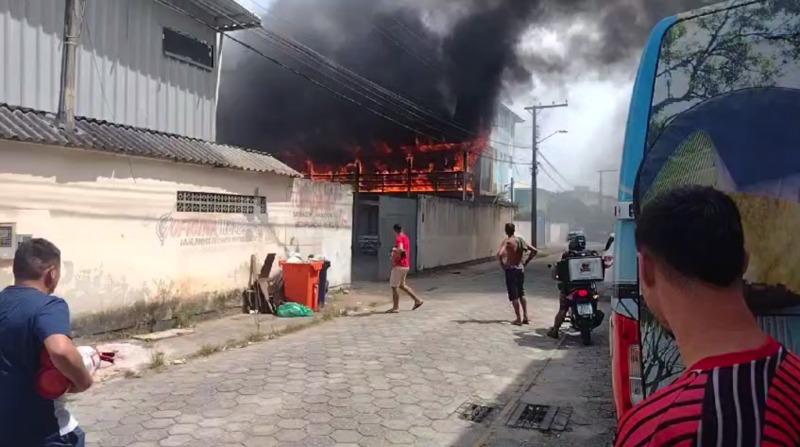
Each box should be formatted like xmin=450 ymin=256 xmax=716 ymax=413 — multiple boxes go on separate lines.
xmin=217 ymin=0 xmax=716 ymax=170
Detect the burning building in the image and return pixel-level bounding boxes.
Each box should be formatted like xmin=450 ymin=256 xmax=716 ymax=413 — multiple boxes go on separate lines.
xmin=217 ymin=0 xmax=537 ymax=200
xmin=301 ymin=102 xmax=524 ymax=198
xmin=303 ymin=138 xmax=485 ymax=197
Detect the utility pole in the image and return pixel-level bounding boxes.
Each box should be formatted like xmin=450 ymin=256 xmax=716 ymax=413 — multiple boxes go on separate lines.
xmin=56 ymin=0 xmax=84 ymax=132
xmin=524 ymin=102 xmax=568 ymax=248
xmin=597 ymin=169 xmax=619 ymax=213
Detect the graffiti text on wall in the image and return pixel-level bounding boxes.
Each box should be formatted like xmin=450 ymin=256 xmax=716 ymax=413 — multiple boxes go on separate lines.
xmin=156 ymin=212 xmax=267 ymax=247
xmin=291 ymin=180 xmax=350 ymax=229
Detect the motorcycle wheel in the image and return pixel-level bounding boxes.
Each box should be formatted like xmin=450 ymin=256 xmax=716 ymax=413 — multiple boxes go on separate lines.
xmin=579 ymin=320 xmax=592 ymax=346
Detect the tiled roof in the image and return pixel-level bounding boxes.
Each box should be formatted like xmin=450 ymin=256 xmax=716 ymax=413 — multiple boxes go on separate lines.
xmin=0 ymin=104 xmax=300 ymax=177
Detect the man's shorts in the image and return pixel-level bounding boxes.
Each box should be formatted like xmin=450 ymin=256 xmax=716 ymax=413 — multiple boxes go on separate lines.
xmin=504 ymin=267 xmax=525 ymax=301
xmin=558 ymin=294 xmax=572 ymax=311
xmin=390 ymin=267 xmax=409 ymax=288
xmin=557 ymin=283 xmax=571 ymax=311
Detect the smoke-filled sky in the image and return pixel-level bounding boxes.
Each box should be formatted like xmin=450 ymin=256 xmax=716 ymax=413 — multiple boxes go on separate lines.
xmin=225 ymin=0 xmax=716 ymax=194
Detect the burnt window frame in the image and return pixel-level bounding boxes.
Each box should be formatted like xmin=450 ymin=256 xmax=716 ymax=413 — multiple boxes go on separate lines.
xmin=162 ymin=27 xmax=215 ymax=71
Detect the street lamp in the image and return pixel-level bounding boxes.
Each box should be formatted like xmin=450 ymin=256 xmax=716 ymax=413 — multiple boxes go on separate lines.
xmin=537 ymin=130 xmax=568 ymax=145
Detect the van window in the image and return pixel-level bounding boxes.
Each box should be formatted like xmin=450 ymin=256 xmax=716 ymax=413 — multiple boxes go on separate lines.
xmin=633 ymin=0 xmax=800 ymax=398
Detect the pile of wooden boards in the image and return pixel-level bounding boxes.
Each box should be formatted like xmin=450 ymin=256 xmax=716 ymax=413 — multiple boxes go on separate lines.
xmin=242 ymin=253 xmax=281 ymax=315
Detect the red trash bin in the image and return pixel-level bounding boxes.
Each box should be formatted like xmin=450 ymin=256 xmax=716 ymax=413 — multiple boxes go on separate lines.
xmin=279 ymin=261 xmax=324 ymax=311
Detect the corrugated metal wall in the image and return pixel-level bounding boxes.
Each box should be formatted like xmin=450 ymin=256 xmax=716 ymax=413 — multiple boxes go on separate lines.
xmin=0 ymin=0 xmax=218 ymax=140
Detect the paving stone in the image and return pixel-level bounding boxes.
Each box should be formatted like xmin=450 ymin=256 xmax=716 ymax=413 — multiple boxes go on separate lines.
xmin=385 ymin=430 xmax=416 ymax=445
xmin=357 ymin=424 xmax=389 ymax=438
xmin=278 ymin=419 xmax=310 ymax=430
xmin=330 ymin=430 xmax=362 ymax=443
xmin=306 ymin=413 xmax=334 ymax=424
xmin=331 ymin=418 xmax=359 ymax=430
xmin=168 ymin=424 xmax=199 ymax=436
xmin=381 ymin=420 xmax=412 ymax=431
xmin=143 ymin=419 xmax=175 ymax=429
xmin=243 ymin=436 xmax=279 ymax=447
xmin=302 ymin=436 xmax=336 ymax=447
xmin=159 ymin=434 xmax=194 ymax=446
xmin=135 ymin=429 xmax=169 ymax=442
xmin=275 ymin=430 xmax=308 ymax=442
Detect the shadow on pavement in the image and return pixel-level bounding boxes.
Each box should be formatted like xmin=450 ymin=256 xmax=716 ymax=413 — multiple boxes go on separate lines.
xmin=446 ymin=272 xmax=616 ymax=447
xmin=453 ymin=319 xmax=511 ymax=325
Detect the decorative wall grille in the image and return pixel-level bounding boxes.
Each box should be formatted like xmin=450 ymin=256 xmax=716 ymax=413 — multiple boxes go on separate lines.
xmin=0 ymin=226 xmax=13 ymax=248
xmin=176 ymin=191 xmax=266 ymax=214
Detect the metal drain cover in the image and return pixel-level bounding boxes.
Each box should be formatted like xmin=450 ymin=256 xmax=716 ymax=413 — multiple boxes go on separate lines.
xmin=457 ymin=402 xmax=497 ymax=423
xmin=507 ymin=404 xmax=573 ymax=432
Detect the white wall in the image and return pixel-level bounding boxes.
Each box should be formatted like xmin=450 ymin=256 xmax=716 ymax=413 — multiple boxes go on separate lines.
xmin=0 ymin=141 xmax=352 ymax=315
xmin=0 ymin=0 xmax=218 ymax=140
xmin=416 ymin=196 xmax=514 ymax=270
xmin=513 ymin=221 xmax=570 ymax=248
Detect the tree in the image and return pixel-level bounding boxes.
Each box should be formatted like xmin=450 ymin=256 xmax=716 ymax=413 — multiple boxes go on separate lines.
xmin=648 ymin=1 xmax=800 ymax=148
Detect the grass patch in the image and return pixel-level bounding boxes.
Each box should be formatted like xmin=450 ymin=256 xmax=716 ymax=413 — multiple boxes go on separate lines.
xmin=123 ymin=369 xmax=141 ymax=379
xmin=149 ymin=351 xmax=166 ymax=370
xmin=245 ymin=331 xmax=267 ymax=343
xmin=175 ymin=312 xmax=195 ymax=329
xmin=195 ymin=343 xmax=223 ymax=357
xmin=321 ymin=306 xmax=341 ymax=321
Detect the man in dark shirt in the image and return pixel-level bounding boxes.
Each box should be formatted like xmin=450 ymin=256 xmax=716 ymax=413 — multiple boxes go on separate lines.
xmin=547 ymin=234 xmax=600 ymax=338
xmin=0 ymin=239 xmax=93 ymax=446
xmin=615 ymin=186 xmax=800 ymax=447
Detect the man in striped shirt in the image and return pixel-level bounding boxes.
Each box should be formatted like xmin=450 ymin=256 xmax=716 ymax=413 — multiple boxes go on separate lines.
xmin=616 ymin=186 xmax=800 ymax=447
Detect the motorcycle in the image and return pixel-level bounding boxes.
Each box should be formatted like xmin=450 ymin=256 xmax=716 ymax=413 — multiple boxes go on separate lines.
xmin=563 ymin=281 xmax=602 ymax=346
xmin=549 ymin=256 xmax=606 ymax=346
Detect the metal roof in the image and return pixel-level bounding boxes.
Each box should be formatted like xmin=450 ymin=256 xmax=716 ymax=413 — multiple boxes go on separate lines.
xmin=0 ymin=104 xmax=300 ymax=177
xmin=161 ymin=0 xmax=262 ymax=31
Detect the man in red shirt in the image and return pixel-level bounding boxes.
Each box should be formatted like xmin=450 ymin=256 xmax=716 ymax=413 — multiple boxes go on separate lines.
xmin=616 ymin=185 xmax=800 ymax=447
xmin=387 ymin=224 xmax=423 ymax=313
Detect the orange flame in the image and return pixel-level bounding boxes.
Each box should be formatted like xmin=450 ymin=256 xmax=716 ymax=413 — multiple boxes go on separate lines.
xmin=303 ymin=137 xmax=487 ymax=193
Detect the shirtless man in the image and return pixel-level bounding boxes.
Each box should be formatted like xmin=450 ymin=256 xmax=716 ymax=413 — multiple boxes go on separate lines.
xmin=497 ymin=223 xmax=538 ymax=325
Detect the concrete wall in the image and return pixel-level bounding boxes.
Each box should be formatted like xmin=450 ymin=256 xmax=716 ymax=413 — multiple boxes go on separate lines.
xmin=0 ymin=140 xmax=353 ymax=315
xmin=513 ymin=221 xmax=569 ymax=248
xmin=417 ymin=196 xmax=514 ymax=270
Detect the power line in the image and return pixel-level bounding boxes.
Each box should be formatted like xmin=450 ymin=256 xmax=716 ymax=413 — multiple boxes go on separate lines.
xmin=371 ymin=24 xmax=437 ymax=71
xmin=537 ymin=150 xmax=572 ymax=188
xmin=538 ymin=163 xmax=567 ymax=192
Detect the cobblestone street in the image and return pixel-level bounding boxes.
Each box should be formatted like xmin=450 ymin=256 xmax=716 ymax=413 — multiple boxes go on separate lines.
xmin=73 ymin=260 xmax=614 ymax=447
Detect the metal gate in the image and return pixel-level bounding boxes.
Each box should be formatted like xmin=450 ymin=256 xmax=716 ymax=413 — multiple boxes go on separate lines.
xmin=378 ymin=196 xmax=418 ymax=281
